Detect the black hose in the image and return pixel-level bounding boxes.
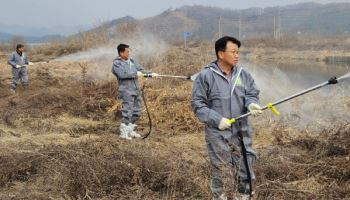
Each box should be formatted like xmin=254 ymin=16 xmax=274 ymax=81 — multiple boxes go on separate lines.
xmin=237 ymin=121 xmax=253 ymax=199
xmin=141 ymin=84 xmax=152 ymax=139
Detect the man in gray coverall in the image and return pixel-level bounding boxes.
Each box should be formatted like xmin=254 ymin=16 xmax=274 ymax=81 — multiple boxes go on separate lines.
xmin=8 ymin=44 xmax=31 ymax=94
xmin=112 ymin=43 xmax=157 ymax=140
xmin=191 ymin=36 xmax=262 ymax=200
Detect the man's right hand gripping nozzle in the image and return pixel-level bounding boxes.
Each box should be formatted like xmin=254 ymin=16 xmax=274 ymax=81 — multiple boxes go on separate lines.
xmin=218 ymin=117 xmax=231 ymax=130
xmin=138 ymin=71 xmax=159 ymax=78
xmin=137 ymin=71 xmax=152 ymax=77
xmin=248 ymin=103 xmax=263 ymax=116
xmin=137 ymin=71 xmax=144 ymax=77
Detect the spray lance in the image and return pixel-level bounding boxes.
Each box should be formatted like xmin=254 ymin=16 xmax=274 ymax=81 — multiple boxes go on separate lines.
xmin=142 ymin=73 xmax=198 ymax=81
xmin=227 ymin=76 xmax=341 ymax=124
xmin=226 ymin=74 xmax=350 ymax=199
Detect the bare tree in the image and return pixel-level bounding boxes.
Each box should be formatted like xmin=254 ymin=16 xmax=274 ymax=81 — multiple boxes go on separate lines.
xmin=10 ymin=36 xmax=26 ymax=50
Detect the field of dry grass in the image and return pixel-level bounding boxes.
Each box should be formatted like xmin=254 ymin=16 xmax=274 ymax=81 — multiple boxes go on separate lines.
xmin=242 ymin=36 xmax=350 ymax=62
xmin=0 ymin=44 xmax=349 ymax=199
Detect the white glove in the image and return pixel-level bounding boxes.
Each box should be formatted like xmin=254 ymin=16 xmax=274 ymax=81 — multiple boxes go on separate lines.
xmin=28 ymin=62 xmax=34 ymax=66
xmin=137 ymin=71 xmax=144 ymax=77
xmin=15 ymin=65 xmax=22 ymax=68
xmin=218 ymin=118 xmax=231 ymax=130
xmin=248 ymin=103 xmax=263 ymax=116
xmin=151 ymin=72 xmax=159 ymax=77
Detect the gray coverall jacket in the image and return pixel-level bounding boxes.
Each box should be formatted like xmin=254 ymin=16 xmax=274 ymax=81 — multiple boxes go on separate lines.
xmin=191 ymin=61 xmax=260 ymax=197
xmin=8 ymin=51 xmax=29 ymax=90
xmin=112 ymin=57 xmax=144 ymax=124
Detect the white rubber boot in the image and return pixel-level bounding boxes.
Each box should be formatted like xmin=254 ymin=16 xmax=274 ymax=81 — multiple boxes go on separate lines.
xmin=212 ymin=194 xmax=227 ymax=200
xmin=128 ymin=123 xmax=141 ymax=138
xmin=119 ymin=123 xmax=132 ymax=140
xmin=10 ymin=88 xmax=16 ymax=94
xmin=240 ymin=194 xmax=251 ymax=200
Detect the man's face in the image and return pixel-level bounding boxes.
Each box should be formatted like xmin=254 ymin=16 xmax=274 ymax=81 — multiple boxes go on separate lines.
xmin=120 ymin=48 xmax=130 ymax=60
xmin=17 ymin=47 xmax=25 ymax=53
xmin=219 ymin=41 xmax=239 ymax=66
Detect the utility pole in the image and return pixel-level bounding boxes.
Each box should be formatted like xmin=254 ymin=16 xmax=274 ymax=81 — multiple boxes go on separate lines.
xmin=277 ymin=6 xmax=281 ymax=41
xmin=274 ymin=15 xmax=276 ymax=39
xmin=274 ymin=7 xmax=282 ymax=41
xmin=238 ymin=12 xmax=242 ymax=39
xmin=219 ymin=15 xmax=222 ymax=38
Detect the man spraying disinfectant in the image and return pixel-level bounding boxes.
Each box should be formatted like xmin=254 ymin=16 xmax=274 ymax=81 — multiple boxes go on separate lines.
xmin=112 ymin=43 xmax=158 ymax=140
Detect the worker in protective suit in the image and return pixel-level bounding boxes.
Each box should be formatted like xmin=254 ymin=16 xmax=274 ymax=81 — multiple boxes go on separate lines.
xmin=8 ymin=44 xmax=31 ymax=94
xmin=112 ymin=43 xmax=157 ymax=140
xmin=191 ymin=36 xmax=262 ymax=200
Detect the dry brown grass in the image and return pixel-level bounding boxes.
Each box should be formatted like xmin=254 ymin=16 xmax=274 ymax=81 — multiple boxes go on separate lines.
xmin=0 ymin=44 xmax=349 ymax=199
xmin=242 ymin=35 xmax=350 ymax=62
xmin=0 ymin=134 xmax=210 ymax=199
xmin=254 ymin=123 xmax=350 ymax=200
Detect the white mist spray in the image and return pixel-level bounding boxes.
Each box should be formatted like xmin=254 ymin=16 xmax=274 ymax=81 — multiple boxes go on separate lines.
xmin=54 ymin=33 xmax=169 ymax=80
xmin=338 ymin=72 xmax=350 ymax=81
xmin=244 ymin=61 xmax=350 ymax=131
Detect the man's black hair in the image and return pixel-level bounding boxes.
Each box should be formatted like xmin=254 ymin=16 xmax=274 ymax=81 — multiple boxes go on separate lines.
xmin=215 ymin=36 xmax=241 ymax=59
xmin=117 ymin=44 xmax=129 ymax=55
xmin=16 ymin=44 xmax=24 ymax=50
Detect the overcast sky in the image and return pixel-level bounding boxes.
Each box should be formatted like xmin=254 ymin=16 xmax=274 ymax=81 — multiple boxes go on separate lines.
xmin=0 ymin=0 xmax=349 ymax=28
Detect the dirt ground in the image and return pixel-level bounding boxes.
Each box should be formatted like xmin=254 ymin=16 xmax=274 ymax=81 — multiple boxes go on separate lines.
xmin=0 ymin=46 xmax=349 ymax=200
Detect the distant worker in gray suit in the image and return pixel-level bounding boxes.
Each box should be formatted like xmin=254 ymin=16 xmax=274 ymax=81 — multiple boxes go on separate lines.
xmin=112 ymin=43 xmax=158 ymax=140
xmin=192 ymin=36 xmax=262 ymax=200
xmin=8 ymin=44 xmax=31 ymax=94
